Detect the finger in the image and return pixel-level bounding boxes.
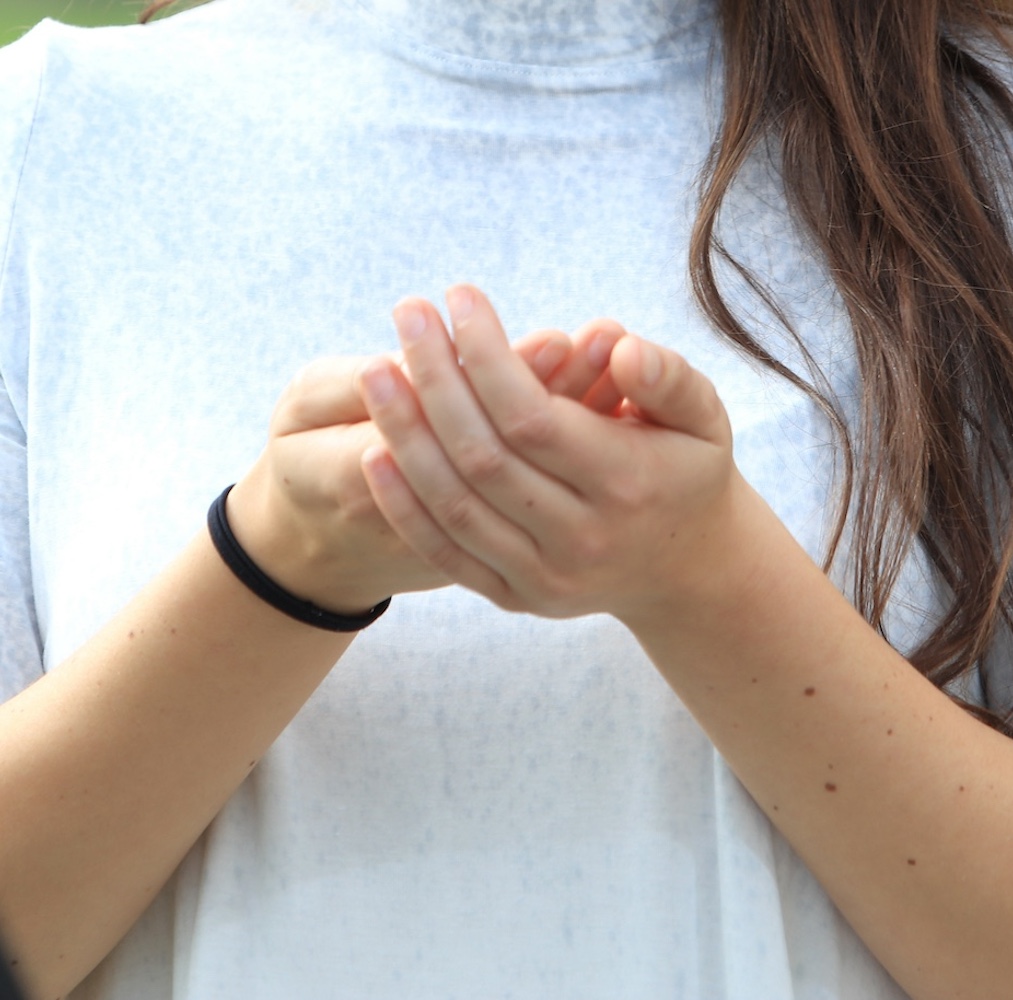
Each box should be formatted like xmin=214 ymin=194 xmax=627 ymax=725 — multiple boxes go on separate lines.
xmin=271 ymin=356 xmax=385 ymax=436
xmin=544 ymin=317 xmax=626 ymax=411
xmin=360 ymin=444 xmax=515 ymax=606
xmin=442 ymin=286 xmax=638 ymax=491
xmin=609 ymin=336 xmax=731 ymax=445
xmin=358 ymin=353 xmax=554 ymax=575
xmin=512 ymin=328 xmax=571 ymax=384
xmin=444 ymin=285 xmax=562 ymax=445
xmin=581 ymin=368 xmax=624 ymax=414
xmin=443 ymin=284 xmax=573 ymax=458
xmin=389 ymin=297 xmax=583 ymax=534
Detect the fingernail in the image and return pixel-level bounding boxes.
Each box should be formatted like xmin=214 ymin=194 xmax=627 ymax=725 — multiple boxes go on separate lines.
xmin=587 ymin=332 xmax=615 ymax=369
xmin=393 ymin=302 xmax=426 ymax=342
xmin=531 ymin=338 xmax=569 ymax=380
xmin=638 ymin=339 xmax=662 ymax=387
xmin=360 ymin=360 xmax=397 ymax=405
xmin=447 ymin=286 xmax=475 ymax=325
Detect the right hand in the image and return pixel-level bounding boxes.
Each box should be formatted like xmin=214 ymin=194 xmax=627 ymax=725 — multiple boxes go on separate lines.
xmin=223 ymin=320 xmax=627 ymax=616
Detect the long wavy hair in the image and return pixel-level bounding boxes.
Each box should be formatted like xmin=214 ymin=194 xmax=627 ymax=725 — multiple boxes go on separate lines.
xmin=142 ymin=0 xmax=1013 ymax=731
xmin=692 ymin=0 xmax=1013 ymax=733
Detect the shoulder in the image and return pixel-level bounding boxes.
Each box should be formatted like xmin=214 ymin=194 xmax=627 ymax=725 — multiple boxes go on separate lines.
xmin=0 ymin=2 xmax=265 ymax=118
xmin=0 ymin=2 xmax=284 ymax=258
xmin=0 ymin=25 xmax=49 ymax=258
xmin=0 ymin=4 xmax=271 ymax=385
xmin=0 ymin=1 xmax=271 ymax=134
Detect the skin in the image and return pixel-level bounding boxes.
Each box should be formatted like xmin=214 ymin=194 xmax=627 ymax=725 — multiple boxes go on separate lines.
xmin=0 ymin=326 xmax=622 ymax=1000
xmin=356 ymin=284 xmax=1013 ymax=1000
xmin=4 ymin=281 xmax=1012 ymax=1000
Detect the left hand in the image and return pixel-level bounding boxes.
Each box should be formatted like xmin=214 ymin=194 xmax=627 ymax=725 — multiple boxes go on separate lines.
xmin=363 ymin=287 xmax=1013 ymax=1000
xmin=357 ymin=285 xmax=752 ymax=629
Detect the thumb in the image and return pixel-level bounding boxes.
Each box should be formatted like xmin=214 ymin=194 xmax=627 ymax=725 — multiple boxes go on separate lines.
xmin=609 ymin=336 xmax=730 ymax=445
xmin=270 ymin=356 xmax=382 ymax=436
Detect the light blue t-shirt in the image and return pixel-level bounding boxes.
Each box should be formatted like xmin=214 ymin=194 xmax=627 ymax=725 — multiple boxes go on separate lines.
xmin=0 ymin=1 xmax=918 ymax=996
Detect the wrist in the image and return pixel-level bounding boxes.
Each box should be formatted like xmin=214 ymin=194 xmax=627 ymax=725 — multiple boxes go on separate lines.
xmin=208 ymin=485 xmax=391 ymax=631
xmin=224 ymin=467 xmax=392 ymax=618
xmin=617 ymin=472 xmax=802 ymax=649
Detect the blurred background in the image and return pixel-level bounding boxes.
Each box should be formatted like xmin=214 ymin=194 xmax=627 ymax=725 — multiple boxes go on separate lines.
xmin=1 ymin=2 xmax=147 ymax=48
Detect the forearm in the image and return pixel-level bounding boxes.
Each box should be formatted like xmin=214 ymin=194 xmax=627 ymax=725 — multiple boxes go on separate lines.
xmin=0 ymin=334 xmax=569 ymax=999
xmin=0 ymin=527 xmax=353 ymax=1000
xmin=353 ymin=286 xmax=1013 ymax=996
xmin=626 ymin=476 xmax=1013 ymax=1000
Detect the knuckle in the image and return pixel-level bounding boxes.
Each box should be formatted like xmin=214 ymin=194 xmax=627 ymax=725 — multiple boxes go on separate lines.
xmin=538 ymin=570 xmax=589 ymax=617
xmin=696 ymin=376 xmax=723 ymax=418
xmin=603 ymin=467 xmax=650 ymax=511
xmin=424 ymin=539 xmax=465 ymax=575
xmin=270 ymin=381 xmax=305 ymax=434
xmin=433 ymin=491 xmax=476 ymax=534
xmin=498 ymin=402 xmax=555 ymax=451
xmin=406 ymin=358 xmax=443 ymax=395
xmin=272 ymin=362 xmax=328 ymax=432
xmin=537 ymin=567 xmax=571 ymax=602
xmin=288 ymin=359 xmax=328 ymax=400
xmin=494 ymin=589 xmax=528 ymax=614
xmin=282 ymin=396 xmax=317 ymax=433
xmin=339 ymin=482 xmax=378 ymax=521
xmin=286 ymin=361 xmax=317 ymax=395
xmin=571 ymin=528 xmax=610 ymax=567
xmin=312 ymin=465 xmax=348 ymax=509
xmin=454 ymin=438 xmax=507 ymax=485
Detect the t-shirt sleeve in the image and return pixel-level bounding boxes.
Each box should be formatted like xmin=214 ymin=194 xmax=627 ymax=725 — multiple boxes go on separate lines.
xmin=0 ymin=372 xmax=39 ymax=702
xmin=0 ymin=25 xmax=50 ymax=701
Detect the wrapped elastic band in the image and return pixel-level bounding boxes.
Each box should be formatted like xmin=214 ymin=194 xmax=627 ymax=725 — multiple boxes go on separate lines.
xmin=207 ymin=484 xmax=392 ymax=632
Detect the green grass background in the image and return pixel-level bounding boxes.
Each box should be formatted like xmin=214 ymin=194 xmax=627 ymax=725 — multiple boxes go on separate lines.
xmin=0 ymin=2 xmax=150 ymax=48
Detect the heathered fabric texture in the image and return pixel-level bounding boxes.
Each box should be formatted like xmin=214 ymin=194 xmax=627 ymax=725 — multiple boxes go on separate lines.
xmin=0 ymin=0 xmax=919 ymax=996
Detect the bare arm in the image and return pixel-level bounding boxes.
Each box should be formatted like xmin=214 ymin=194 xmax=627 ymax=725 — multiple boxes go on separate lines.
xmin=0 ymin=355 xmax=410 ymax=1000
xmin=0 ymin=528 xmax=356 ymax=1000
xmin=628 ymin=486 xmax=1013 ymax=1000
xmin=0 ymin=326 xmax=616 ymax=1000
xmin=359 ymin=284 xmax=1013 ymax=1000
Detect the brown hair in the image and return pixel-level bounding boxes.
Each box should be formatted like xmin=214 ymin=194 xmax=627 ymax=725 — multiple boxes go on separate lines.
xmin=143 ymin=0 xmax=1013 ymax=730
xmin=691 ymin=0 xmax=1013 ymax=732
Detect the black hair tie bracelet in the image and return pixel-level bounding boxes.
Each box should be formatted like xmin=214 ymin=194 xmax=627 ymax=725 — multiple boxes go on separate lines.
xmin=207 ymin=484 xmax=392 ymax=632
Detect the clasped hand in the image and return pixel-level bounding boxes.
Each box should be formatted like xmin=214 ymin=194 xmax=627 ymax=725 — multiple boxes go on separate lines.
xmin=358 ymin=285 xmax=743 ymax=632
xmin=230 ymin=284 xmax=746 ymax=630
xmin=226 ymin=295 xmax=626 ymax=615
